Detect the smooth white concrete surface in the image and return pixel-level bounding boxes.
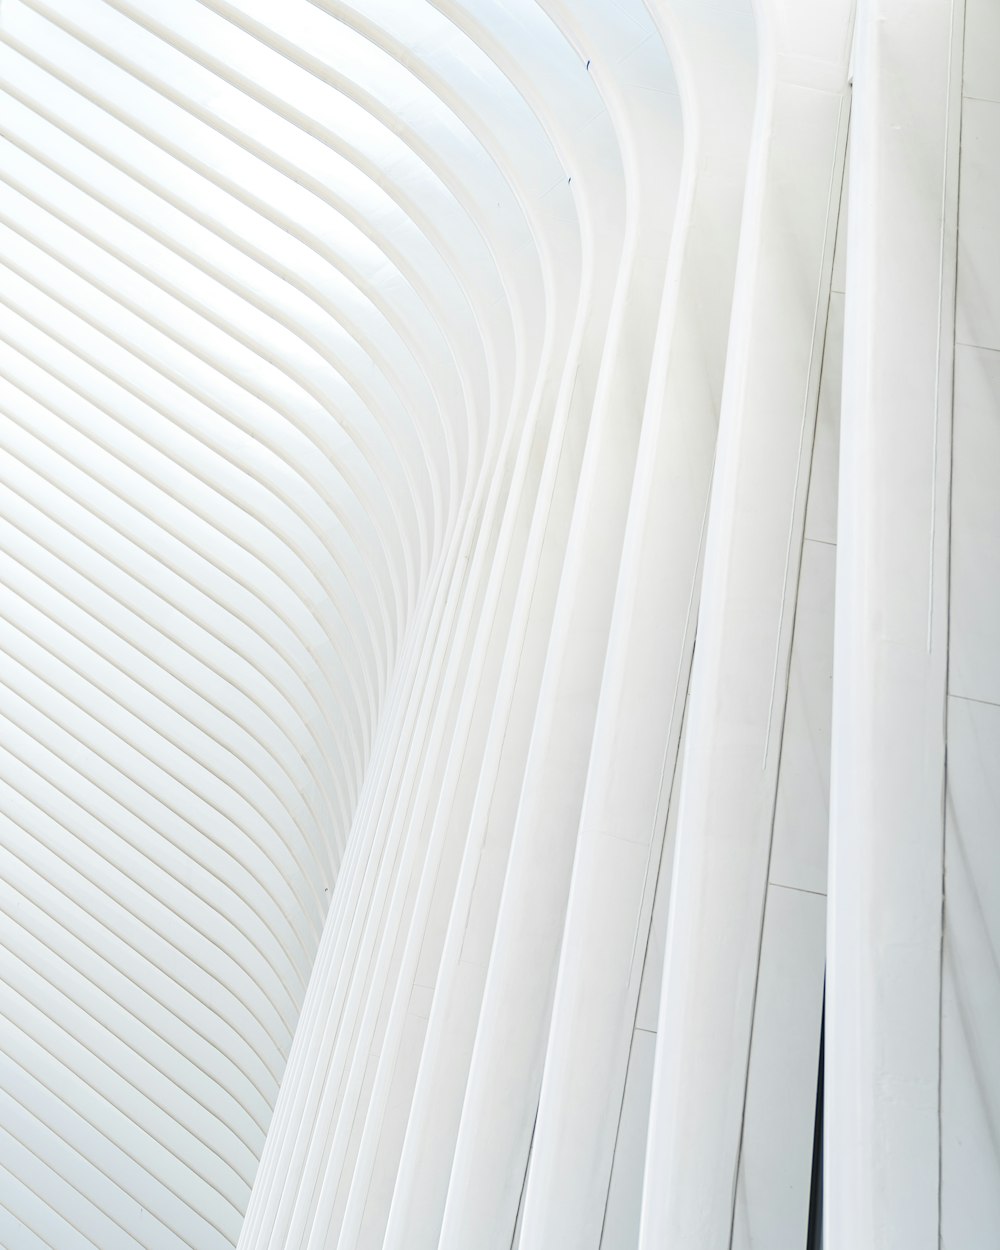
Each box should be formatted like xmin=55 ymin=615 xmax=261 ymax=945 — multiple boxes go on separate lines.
xmin=599 ymin=1027 xmax=657 ymax=1250
xmin=942 ymin=697 xmax=1000 ymax=1250
xmin=940 ymin=9 xmax=1000 ymax=1233
xmin=0 ymin=2 xmax=997 ymax=1249
xmin=950 ymin=345 xmax=1000 ymax=705
xmin=826 ymin=2 xmax=963 ymax=1247
xmin=732 ymin=884 xmax=826 ymax=1250
xmin=515 ymin=7 xmax=756 ymax=1247
xmin=769 ymin=537 xmax=837 ymax=898
xmin=732 ymin=197 xmax=845 ymax=1245
xmin=638 ymin=3 xmax=851 ymax=1242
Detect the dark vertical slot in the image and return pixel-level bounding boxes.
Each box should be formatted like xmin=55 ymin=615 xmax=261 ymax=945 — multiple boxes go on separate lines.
xmin=806 ymin=984 xmax=826 ymax=1250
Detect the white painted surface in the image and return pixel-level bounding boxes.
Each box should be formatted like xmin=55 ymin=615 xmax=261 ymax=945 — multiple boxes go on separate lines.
xmin=515 ymin=6 xmax=756 ymax=1246
xmin=0 ymin=2 xmax=997 ymax=1248
xmin=940 ymin=9 xmax=1000 ymax=1231
xmin=769 ymin=539 xmax=837 ymax=898
xmin=732 ymin=885 xmax=826 ymax=1250
xmin=639 ymin=3 xmax=851 ymax=1242
xmin=941 ymin=697 xmax=1000 ymax=1250
xmin=826 ymin=2 xmax=962 ymax=1247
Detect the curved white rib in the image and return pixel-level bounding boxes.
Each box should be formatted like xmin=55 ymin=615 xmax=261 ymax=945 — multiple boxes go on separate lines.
xmin=0 ymin=0 xmax=517 ymax=1244
xmin=1 ymin=1 xmax=996 ymax=1249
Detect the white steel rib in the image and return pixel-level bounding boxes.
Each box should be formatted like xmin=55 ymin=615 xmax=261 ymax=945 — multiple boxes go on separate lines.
xmin=0 ymin=2 xmax=997 ymax=1249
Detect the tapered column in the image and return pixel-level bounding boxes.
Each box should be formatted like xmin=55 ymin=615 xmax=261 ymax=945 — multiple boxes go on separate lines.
xmin=514 ymin=5 xmax=756 ymax=1248
xmin=434 ymin=11 xmax=683 ymax=1247
xmin=825 ymin=2 xmax=961 ymax=1247
xmin=638 ymin=4 xmax=852 ymax=1246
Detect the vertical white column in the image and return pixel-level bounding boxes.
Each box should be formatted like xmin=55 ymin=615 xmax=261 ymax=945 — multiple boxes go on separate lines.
xmin=638 ymin=4 xmax=852 ymax=1246
xmin=514 ymin=5 xmax=757 ymax=1247
xmin=825 ymin=1 xmax=961 ymax=1247
xmin=434 ymin=12 xmax=683 ymax=1245
xmin=941 ymin=3 xmax=1000 ymax=1243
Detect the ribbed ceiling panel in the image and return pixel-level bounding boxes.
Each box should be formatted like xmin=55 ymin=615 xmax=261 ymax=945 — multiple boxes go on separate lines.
xmin=0 ymin=0 xmax=542 ymax=1244
xmin=7 ymin=3 xmax=972 ymax=1250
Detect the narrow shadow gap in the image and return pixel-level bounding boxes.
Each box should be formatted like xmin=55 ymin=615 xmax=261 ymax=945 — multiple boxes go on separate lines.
xmin=806 ymin=982 xmax=826 ymax=1250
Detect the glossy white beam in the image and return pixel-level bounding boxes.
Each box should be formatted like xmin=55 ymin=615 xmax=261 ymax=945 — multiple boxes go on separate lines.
xmin=638 ymin=3 xmax=852 ymax=1245
xmin=826 ymin=2 xmax=962 ymax=1247
xmin=0 ymin=3 xmax=995 ymax=1249
xmin=515 ymin=5 xmax=756 ymax=1247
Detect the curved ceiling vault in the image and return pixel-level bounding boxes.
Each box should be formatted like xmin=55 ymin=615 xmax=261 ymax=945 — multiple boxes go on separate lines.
xmin=0 ymin=2 xmax=676 ymax=1245
xmin=0 ymin=1 xmax=993 ymax=1249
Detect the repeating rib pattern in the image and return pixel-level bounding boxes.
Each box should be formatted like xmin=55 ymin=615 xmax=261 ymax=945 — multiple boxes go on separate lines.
xmin=0 ymin=0 xmax=521 ymax=1244
xmin=6 ymin=2 xmax=981 ymax=1250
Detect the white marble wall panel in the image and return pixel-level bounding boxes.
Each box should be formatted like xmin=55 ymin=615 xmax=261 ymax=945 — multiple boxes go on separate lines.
xmin=964 ymin=0 xmax=1000 ymax=103
xmin=950 ymin=346 xmax=1000 ymax=703
xmin=635 ymin=745 xmax=684 ymax=1035
xmin=769 ymin=539 xmax=837 ymax=897
xmin=831 ymin=164 xmax=849 ymax=297
xmin=804 ymin=293 xmax=844 ymax=547
xmin=942 ymin=23 xmax=1000 ymax=1234
xmin=731 ymin=139 xmax=844 ymax=1244
xmin=600 ymin=1028 xmax=657 ymax=1250
xmin=732 ymin=885 xmax=825 ymax=1250
xmin=942 ymin=697 xmax=1000 ymax=1250
xmin=956 ymin=100 xmax=1000 ymax=354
